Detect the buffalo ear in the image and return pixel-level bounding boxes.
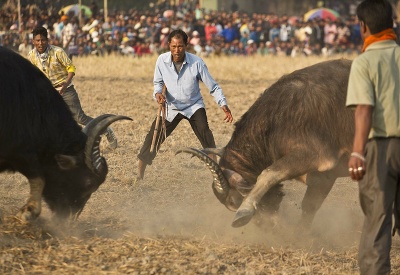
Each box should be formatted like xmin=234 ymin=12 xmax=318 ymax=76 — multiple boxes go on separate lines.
xmin=55 ymin=155 xmax=78 ymax=170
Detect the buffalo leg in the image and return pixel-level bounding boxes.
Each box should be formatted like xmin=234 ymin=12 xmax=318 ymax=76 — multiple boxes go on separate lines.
xmin=232 ymin=151 xmax=316 ymax=228
xmin=300 ymin=170 xmax=337 ymax=228
xmin=300 ymin=156 xmax=349 ymax=227
xmin=17 ymin=177 xmax=45 ymax=221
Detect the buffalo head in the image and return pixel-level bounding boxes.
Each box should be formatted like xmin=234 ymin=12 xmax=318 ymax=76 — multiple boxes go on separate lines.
xmin=41 ymin=114 xmax=131 ymax=220
xmin=175 ymin=148 xmax=249 ymax=210
xmin=176 ymin=147 xmax=285 ymax=227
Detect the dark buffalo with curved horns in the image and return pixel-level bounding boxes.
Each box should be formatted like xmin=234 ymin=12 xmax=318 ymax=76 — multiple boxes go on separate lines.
xmin=0 ymin=46 xmax=131 ymax=221
xmin=177 ymin=59 xmax=354 ymax=228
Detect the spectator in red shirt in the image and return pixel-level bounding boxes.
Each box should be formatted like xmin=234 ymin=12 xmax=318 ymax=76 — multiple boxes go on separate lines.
xmin=204 ymin=19 xmax=217 ymax=42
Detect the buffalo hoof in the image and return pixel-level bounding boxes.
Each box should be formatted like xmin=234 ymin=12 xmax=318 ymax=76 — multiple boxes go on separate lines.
xmin=232 ymin=207 xmax=255 ymax=228
xmin=16 ymin=205 xmax=40 ymax=222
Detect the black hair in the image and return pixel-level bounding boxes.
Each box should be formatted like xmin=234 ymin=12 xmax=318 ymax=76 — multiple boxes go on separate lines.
xmin=357 ymin=0 xmax=393 ymax=34
xmin=32 ymin=26 xmax=48 ymax=39
xmin=168 ymin=29 xmax=188 ymax=45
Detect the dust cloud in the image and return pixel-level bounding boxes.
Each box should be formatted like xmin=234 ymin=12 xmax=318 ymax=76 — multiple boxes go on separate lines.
xmin=48 ymin=161 xmax=364 ymax=253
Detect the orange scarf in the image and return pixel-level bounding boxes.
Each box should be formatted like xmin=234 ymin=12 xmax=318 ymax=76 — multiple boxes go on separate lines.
xmin=362 ymin=28 xmax=397 ymax=52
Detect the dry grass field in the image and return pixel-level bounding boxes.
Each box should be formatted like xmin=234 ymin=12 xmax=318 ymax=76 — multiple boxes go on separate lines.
xmin=1 ymin=54 xmax=400 ymax=274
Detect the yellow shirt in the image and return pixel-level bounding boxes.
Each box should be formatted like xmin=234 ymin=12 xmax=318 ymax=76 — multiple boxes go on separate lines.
xmin=346 ymin=40 xmax=400 ymax=138
xmin=27 ymin=45 xmax=76 ymax=87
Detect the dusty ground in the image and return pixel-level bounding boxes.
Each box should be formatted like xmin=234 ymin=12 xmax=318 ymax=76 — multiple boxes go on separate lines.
xmin=1 ymin=54 xmax=400 ymax=274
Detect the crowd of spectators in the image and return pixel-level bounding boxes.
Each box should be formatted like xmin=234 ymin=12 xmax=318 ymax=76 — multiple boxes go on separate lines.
xmin=1 ymin=0 xmax=400 ymax=59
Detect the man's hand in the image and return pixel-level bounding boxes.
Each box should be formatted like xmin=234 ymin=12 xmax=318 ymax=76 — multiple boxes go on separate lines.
xmin=155 ymin=93 xmax=166 ymax=104
xmin=222 ymin=105 xmax=233 ymax=123
xmin=55 ymin=82 xmax=67 ymax=95
xmin=59 ymin=83 xmax=67 ymax=95
xmin=348 ymin=152 xmax=366 ymax=181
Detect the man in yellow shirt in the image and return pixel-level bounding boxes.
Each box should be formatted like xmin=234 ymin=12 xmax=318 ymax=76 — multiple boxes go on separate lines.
xmin=28 ymin=26 xmax=117 ymax=149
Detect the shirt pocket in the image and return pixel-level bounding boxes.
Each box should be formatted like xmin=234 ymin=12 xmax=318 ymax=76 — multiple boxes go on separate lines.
xmin=180 ymin=69 xmax=198 ymax=97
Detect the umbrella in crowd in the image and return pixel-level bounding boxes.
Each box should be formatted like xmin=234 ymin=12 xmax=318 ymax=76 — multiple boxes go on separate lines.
xmin=59 ymin=4 xmax=92 ymax=18
xmin=304 ymin=8 xmax=340 ymax=21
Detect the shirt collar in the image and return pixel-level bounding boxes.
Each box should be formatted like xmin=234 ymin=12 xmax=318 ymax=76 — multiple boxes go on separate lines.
xmin=36 ymin=46 xmax=49 ymax=60
xmin=365 ymin=39 xmax=398 ymax=52
xmin=163 ymin=51 xmax=189 ymax=65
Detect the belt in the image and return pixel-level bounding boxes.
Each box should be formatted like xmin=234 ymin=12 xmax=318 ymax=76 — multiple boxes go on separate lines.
xmin=369 ymin=136 xmax=400 ymax=141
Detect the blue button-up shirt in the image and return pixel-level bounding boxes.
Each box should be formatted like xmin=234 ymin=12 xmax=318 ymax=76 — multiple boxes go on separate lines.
xmin=153 ymin=51 xmax=228 ymax=122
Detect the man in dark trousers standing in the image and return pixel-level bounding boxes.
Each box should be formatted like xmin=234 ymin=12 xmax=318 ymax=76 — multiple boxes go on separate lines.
xmin=346 ymin=1 xmax=400 ymax=274
xmin=136 ymin=29 xmax=233 ymax=180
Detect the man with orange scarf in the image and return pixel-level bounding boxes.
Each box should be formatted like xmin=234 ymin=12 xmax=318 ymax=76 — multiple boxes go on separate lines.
xmin=346 ymin=0 xmax=400 ymax=274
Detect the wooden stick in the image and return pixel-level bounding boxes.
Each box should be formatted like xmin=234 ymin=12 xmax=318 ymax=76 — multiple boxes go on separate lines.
xmin=150 ymin=84 xmax=167 ymax=153
xmin=150 ymin=105 xmax=162 ymax=153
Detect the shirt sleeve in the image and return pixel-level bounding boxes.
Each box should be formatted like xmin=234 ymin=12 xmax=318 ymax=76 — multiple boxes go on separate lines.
xmin=153 ymin=56 xmax=164 ymax=100
xmin=198 ymin=61 xmax=228 ymax=107
xmin=57 ymin=49 xmax=76 ymax=74
xmin=346 ymin=57 xmax=375 ymax=108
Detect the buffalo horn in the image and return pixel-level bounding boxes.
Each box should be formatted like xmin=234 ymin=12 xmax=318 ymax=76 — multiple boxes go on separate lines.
xmin=201 ymin=147 xmax=225 ymax=157
xmin=83 ymin=114 xmax=132 ymax=175
xmin=176 ymin=147 xmax=230 ymax=200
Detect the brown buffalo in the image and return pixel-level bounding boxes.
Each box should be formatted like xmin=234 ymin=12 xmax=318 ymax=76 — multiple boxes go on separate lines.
xmin=178 ymin=59 xmax=353 ymax=228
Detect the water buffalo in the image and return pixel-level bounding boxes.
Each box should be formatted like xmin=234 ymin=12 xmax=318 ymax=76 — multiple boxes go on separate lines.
xmin=0 ymin=46 xmax=131 ymax=221
xmin=178 ymin=59 xmax=353 ymax=228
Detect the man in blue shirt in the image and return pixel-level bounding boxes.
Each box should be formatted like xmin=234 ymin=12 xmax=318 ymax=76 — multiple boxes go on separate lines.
xmin=221 ymin=21 xmax=239 ymax=43
xmin=136 ymin=29 xmax=233 ymax=180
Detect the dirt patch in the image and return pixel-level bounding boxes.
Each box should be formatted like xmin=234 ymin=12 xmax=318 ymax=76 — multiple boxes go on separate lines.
xmin=1 ymin=55 xmax=400 ymax=274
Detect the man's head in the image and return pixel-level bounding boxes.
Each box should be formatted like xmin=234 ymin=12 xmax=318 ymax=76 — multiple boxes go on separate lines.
xmin=357 ymin=0 xmax=393 ymax=35
xmin=168 ymin=29 xmax=188 ymax=62
xmin=32 ymin=27 xmax=49 ymax=54
xmin=168 ymin=29 xmax=188 ymax=45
